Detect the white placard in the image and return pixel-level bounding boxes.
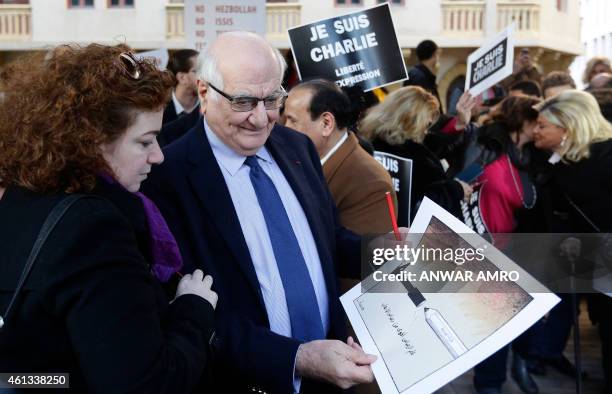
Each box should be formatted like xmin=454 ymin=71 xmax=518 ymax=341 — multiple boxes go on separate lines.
xmin=184 ymin=0 xmax=266 ymax=52
xmin=136 ymin=49 xmax=169 ymax=71
xmin=341 ymin=197 xmax=559 ymax=394
xmin=465 ymin=25 xmax=515 ymax=96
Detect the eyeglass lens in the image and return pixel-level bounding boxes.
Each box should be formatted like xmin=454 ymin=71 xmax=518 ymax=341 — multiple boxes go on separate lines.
xmin=231 ymin=95 xmax=286 ymax=111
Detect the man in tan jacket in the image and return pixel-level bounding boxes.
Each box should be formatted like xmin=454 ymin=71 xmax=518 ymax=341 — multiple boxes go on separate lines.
xmin=284 ymin=79 xmax=396 ymax=235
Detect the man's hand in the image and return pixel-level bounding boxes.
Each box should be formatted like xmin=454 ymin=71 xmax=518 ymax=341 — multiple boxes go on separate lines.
xmin=295 ymin=338 xmax=377 ymax=389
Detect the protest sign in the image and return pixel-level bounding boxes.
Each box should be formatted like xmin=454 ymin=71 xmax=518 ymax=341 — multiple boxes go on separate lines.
xmin=184 ymin=0 xmax=265 ymax=51
xmin=374 ymin=151 xmax=412 ymax=227
xmin=288 ymin=3 xmax=407 ymax=92
xmin=136 ymin=49 xmax=169 ymax=70
xmin=465 ymin=25 xmax=515 ymax=96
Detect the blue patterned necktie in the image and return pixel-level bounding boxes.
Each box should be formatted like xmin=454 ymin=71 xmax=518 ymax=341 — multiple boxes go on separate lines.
xmin=244 ymin=155 xmax=325 ymax=342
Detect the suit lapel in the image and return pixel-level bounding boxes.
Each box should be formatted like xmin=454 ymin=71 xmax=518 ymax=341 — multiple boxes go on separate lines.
xmin=322 ymin=133 xmax=357 ymax=183
xmin=185 ymin=123 xmax=265 ymax=306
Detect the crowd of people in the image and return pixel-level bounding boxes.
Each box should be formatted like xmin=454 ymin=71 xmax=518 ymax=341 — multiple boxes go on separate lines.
xmin=0 ymin=31 xmax=611 ymax=394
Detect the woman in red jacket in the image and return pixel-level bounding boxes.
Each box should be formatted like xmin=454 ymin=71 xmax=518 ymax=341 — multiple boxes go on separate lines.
xmin=475 ymin=95 xmax=541 ymax=234
xmin=471 ymin=95 xmax=543 ymax=394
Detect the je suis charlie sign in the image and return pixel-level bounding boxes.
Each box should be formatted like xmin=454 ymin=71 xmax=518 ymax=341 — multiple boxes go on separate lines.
xmin=288 ymin=3 xmax=407 ymax=92
xmin=465 ymin=25 xmax=515 ymax=96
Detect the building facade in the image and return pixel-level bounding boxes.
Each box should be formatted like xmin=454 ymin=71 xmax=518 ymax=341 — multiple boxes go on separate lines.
xmin=569 ymin=0 xmax=612 ymax=88
xmin=0 ymin=0 xmax=581 ymax=110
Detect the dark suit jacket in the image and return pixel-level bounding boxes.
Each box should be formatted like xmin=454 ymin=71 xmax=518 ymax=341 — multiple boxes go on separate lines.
xmin=0 ymin=184 xmax=215 ymax=393
xmin=142 ymin=120 xmax=360 ymax=393
xmin=162 ymin=100 xmax=179 ymax=125
xmin=159 ymin=105 xmax=201 ymax=147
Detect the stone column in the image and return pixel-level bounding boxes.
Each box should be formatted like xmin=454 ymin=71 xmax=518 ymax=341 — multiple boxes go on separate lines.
xmin=484 ymin=0 xmax=497 ymax=38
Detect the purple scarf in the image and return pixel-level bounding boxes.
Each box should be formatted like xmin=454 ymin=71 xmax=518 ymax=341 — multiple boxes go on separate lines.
xmin=100 ymin=174 xmax=183 ymax=282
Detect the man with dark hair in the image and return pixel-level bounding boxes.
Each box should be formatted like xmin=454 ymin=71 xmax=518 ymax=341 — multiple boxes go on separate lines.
xmin=509 ymin=80 xmax=542 ymax=98
xmin=284 ymin=79 xmax=396 ymax=235
xmin=403 ymin=39 xmax=442 ymax=110
xmin=541 ymin=71 xmax=576 ymax=99
xmin=163 ymin=48 xmax=199 ymax=125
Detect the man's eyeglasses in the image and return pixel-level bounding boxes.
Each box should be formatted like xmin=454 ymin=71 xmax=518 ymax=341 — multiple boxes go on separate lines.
xmin=207 ymin=83 xmax=287 ymax=112
xmin=117 ymin=51 xmax=142 ymax=80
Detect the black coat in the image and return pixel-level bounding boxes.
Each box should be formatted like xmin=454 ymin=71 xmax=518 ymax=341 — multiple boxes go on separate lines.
xmin=372 ymin=138 xmax=464 ymax=220
xmin=159 ymin=105 xmax=201 ymax=147
xmin=0 ymin=182 xmax=215 ymax=393
xmin=550 ymin=139 xmax=612 ymax=233
xmin=162 ymin=100 xmax=179 ymax=125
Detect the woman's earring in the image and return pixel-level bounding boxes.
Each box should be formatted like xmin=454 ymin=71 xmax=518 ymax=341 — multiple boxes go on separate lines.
xmin=560 ymin=135 xmax=567 ymax=147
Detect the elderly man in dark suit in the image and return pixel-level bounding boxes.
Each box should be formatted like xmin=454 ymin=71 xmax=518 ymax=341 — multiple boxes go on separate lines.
xmin=143 ymin=31 xmax=376 ymax=394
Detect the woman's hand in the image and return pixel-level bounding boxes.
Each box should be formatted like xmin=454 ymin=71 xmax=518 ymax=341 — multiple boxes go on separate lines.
xmin=456 ymin=179 xmax=474 ymax=202
xmin=455 ymin=91 xmax=479 ymax=131
xmin=176 ymin=269 xmax=218 ymax=309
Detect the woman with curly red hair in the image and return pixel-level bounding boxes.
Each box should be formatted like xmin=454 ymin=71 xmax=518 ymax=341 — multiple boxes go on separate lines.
xmin=0 ymin=44 xmax=217 ymax=393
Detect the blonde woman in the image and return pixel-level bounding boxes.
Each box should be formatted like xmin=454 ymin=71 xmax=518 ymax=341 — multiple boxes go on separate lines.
xmin=534 ymin=89 xmax=612 ymax=392
xmin=361 ymin=86 xmax=472 ymax=220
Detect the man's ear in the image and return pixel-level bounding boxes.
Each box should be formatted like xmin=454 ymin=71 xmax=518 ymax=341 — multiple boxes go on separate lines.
xmin=175 ymin=71 xmax=188 ymax=86
xmin=197 ymin=80 xmax=208 ymax=113
xmin=320 ymin=112 xmax=336 ymax=138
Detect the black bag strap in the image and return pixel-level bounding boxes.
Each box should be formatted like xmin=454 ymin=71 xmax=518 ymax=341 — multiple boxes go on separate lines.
xmin=0 ymin=194 xmax=86 ymax=330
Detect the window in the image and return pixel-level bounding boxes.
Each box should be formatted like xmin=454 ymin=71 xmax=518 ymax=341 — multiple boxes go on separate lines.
xmin=556 ymin=0 xmax=567 ymax=12
xmin=108 ymin=0 xmax=133 ymax=7
xmin=68 ymin=0 xmax=93 ymax=7
xmin=377 ymin=0 xmax=403 ymax=4
xmin=335 ymin=0 xmax=362 ymax=5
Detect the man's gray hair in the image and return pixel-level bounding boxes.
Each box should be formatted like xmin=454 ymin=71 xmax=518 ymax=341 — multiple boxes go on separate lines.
xmin=197 ymin=37 xmax=287 ymax=99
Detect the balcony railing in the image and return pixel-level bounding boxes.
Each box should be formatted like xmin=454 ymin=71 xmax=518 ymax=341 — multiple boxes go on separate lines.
xmin=441 ymin=0 xmax=541 ymax=37
xmin=266 ymin=3 xmax=300 ymax=42
xmin=442 ymin=1 xmax=485 ymax=35
xmin=497 ymin=1 xmax=539 ymax=32
xmin=165 ymin=2 xmax=301 ymax=42
xmin=166 ymin=3 xmax=184 ymax=40
xmin=0 ymin=4 xmax=31 ymax=41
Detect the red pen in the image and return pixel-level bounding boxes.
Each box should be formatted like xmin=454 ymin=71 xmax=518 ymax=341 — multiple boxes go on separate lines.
xmin=385 ymin=192 xmax=401 ymax=241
